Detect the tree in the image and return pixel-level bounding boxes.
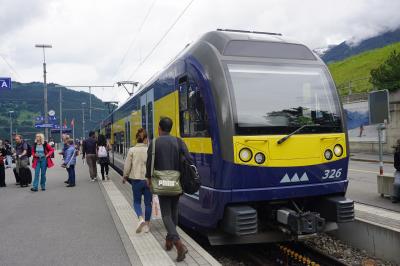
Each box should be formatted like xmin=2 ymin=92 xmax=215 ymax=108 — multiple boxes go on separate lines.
xmin=370 ymin=50 xmax=400 ymax=92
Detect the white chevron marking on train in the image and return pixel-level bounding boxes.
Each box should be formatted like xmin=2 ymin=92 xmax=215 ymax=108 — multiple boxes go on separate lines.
xmin=280 ymin=173 xmax=309 ymax=183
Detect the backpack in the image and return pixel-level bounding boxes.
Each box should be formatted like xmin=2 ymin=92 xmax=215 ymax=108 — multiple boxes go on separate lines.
xmin=98 ymin=146 xmax=108 ymax=158
xmin=178 ymin=138 xmax=201 ymax=194
xmin=395 ymin=150 xmax=400 ymax=171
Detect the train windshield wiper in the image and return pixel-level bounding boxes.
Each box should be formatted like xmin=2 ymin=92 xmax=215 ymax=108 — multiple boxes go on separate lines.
xmin=277 ymin=124 xmax=320 ymax=145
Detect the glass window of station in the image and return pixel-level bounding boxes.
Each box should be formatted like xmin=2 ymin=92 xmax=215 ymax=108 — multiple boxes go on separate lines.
xmin=226 ymin=63 xmax=342 ymax=135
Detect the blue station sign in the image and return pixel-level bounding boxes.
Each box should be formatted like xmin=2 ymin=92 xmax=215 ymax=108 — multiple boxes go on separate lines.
xmin=0 ymin=77 xmax=12 ymax=91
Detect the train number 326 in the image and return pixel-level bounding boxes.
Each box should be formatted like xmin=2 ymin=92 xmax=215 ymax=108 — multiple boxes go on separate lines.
xmin=322 ymin=168 xmax=343 ymax=180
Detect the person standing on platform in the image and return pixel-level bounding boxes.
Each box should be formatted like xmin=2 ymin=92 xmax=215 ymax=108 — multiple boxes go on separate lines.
xmin=0 ymin=140 xmax=6 ymax=187
xmin=392 ymin=139 xmax=400 ymax=203
xmin=4 ymin=140 xmax=13 ymax=168
xmin=14 ymin=135 xmax=30 ymax=187
xmin=64 ymin=139 xmax=77 ymax=187
xmin=123 ymin=128 xmax=151 ymax=233
xmin=97 ymin=134 xmax=111 ymax=181
xmin=82 ymin=131 xmax=98 ymax=182
xmin=31 ymin=133 xmax=54 ymax=192
xmin=146 ymin=117 xmax=193 ymax=262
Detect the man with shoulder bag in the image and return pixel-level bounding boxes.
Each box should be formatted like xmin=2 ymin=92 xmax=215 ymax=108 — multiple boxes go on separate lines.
xmin=146 ymin=117 xmax=194 ymax=262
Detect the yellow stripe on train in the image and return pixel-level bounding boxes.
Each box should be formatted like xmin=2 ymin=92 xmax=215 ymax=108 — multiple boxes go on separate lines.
xmin=234 ymin=133 xmax=347 ymax=167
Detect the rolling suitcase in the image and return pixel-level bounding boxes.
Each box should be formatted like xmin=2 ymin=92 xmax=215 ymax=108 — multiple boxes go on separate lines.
xmin=13 ymin=168 xmax=20 ymax=184
xmin=19 ymin=168 xmax=32 ymax=187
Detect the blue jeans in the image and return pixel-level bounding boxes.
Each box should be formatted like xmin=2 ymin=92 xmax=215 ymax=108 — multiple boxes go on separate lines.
xmin=130 ymin=179 xmax=152 ymax=221
xmin=67 ymin=165 xmax=76 ymax=185
xmin=33 ymin=157 xmax=47 ymax=190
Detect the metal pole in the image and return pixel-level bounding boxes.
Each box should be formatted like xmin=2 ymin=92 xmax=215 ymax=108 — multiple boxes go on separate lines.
xmin=72 ymin=119 xmax=75 ymax=141
xmin=89 ymin=86 xmax=92 ymax=121
xmin=378 ymin=123 xmax=384 ymax=175
xmin=82 ymin=103 xmax=86 ymax=138
xmin=59 ymin=86 xmax=62 ymax=144
xmin=9 ymin=111 xmax=13 ymax=146
xmin=43 ymin=59 xmax=48 ymax=140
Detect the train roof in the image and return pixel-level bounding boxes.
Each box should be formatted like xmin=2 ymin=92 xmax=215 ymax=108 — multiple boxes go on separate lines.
xmin=104 ymin=30 xmax=317 ymax=123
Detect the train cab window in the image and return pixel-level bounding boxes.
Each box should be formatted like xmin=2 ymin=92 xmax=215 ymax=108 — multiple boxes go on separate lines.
xmin=179 ymin=76 xmax=209 ymax=137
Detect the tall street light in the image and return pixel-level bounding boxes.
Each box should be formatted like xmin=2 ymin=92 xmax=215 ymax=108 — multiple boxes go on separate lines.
xmin=35 ymin=44 xmax=52 ymax=140
xmin=9 ymin=111 xmax=14 ymax=146
xmin=82 ymin=102 xmax=86 ymax=139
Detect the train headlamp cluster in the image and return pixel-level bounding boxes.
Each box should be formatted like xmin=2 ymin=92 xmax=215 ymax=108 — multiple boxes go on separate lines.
xmin=239 ymin=148 xmax=266 ymax=164
xmin=239 ymin=148 xmax=253 ymax=162
xmin=324 ymin=144 xmax=344 ymax=160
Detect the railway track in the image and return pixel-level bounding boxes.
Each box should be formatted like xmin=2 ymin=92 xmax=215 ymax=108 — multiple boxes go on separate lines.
xmin=241 ymin=242 xmax=349 ymax=266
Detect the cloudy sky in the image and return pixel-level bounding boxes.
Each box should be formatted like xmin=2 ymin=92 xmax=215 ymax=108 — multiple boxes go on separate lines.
xmin=1 ymin=0 xmax=400 ymax=103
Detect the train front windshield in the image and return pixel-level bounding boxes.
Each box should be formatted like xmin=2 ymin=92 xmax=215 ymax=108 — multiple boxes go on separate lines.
xmin=227 ymin=63 xmax=343 ymax=135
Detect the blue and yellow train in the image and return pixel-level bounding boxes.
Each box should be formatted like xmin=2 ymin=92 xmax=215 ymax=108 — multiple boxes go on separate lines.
xmin=100 ymin=29 xmax=354 ymax=244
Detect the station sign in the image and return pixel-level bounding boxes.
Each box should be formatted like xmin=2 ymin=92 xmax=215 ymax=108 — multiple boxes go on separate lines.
xmin=0 ymin=77 xmax=12 ymax=91
xmin=35 ymin=115 xmax=58 ymax=128
xmin=35 ymin=123 xmax=55 ymax=128
xmin=368 ymin=90 xmax=390 ymax=124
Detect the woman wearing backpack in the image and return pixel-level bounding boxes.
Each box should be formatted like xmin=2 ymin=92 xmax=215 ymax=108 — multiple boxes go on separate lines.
xmin=123 ymin=128 xmax=152 ymax=233
xmin=31 ymin=133 xmax=54 ymax=192
xmin=97 ymin=134 xmax=111 ymax=181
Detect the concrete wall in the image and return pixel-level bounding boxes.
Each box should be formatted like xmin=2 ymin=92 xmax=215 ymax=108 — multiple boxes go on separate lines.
xmin=349 ymin=90 xmax=400 ymax=154
xmin=331 ymin=219 xmax=400 ymax=265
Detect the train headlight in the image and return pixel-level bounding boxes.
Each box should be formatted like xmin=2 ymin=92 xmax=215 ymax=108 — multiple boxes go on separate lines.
xmin=333 ymin=144 xmax=343 ymax=157
xmin=254 ymin=153 xmax=266 ymax=164
xmin=324 ymin=149 xmax=333 ymax=160
xmin=239 ymin=148 xmax=253 ymax=162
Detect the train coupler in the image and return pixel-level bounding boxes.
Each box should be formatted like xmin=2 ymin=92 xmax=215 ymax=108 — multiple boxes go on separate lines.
xmin=276 ymin=208 xmax=325 ymax=235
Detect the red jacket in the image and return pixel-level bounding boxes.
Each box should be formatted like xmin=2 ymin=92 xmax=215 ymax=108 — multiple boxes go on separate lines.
xmin=32 ymin=142 xmax=55 ymax=169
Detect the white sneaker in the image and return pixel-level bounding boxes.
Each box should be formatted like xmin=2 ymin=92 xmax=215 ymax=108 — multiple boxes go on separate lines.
xmin=91 ymin=178 xmax=95 ymax=182
xmin=143 ymin=224 xmax=150 ymax=233
xmin=106 ymin=175 xmax=110 ymax=181
xmin=136 ymin=217 xmax=145 ymax=234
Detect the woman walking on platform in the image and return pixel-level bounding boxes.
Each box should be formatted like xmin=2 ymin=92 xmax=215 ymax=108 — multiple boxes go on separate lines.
xmin=123 ymin=128 xmax=152 ymax=233
xmin=31 ymin=133 xmax=54 ymax=192
xmin=97 ymin=134 xmax=111 ymax=181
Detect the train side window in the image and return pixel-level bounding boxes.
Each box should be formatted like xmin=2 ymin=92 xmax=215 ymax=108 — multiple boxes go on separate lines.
xmin=179 ymin=76 xmax=209 ymax=137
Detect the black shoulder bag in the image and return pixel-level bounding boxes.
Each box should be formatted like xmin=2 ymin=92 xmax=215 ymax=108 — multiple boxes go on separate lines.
xmin=177 ymin=138 xmax=201 ymax=194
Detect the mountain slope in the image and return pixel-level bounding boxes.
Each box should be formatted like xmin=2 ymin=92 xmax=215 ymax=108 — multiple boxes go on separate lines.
xmin=328 ymin=42 xmax=400 ymax=95
xmin=0 ymin=82 xmax=109 ymax=141
xmin=322 ymin=28 xmax=400 ymax=63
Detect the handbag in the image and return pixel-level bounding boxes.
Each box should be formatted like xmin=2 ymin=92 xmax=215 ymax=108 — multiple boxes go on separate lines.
xmin=177 ymin=139 xmax=201 ymax=194
xmin=150 ymin=138 xmax=182 ymax=196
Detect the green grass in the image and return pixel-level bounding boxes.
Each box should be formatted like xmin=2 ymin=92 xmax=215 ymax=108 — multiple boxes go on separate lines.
xmin=328 ymin=42 xmax=400 ymax=95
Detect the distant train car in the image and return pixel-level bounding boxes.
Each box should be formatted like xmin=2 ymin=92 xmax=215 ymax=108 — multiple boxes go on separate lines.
xmin=100 ymin=29 xmax=354 ymax=244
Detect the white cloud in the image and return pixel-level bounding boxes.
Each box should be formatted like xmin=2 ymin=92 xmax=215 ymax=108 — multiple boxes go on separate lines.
xmin=1 ymin=0 xmax=400 ymax=104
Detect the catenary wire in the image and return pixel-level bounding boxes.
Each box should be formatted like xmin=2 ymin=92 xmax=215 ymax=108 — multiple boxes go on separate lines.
xmin=126 ymin=0 xmax=195 ymax=81
xmin=111 ymin=0 xmax=158 ymax=81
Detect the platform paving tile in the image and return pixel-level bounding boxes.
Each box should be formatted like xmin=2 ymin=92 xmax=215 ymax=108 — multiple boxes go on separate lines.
xmin=0 ymin=156 xmax=131 ymax=266
xmin=101 ymin=180 xmax=175 ymax=266
xmin=107 ymin=165 xmax=221 ymax=266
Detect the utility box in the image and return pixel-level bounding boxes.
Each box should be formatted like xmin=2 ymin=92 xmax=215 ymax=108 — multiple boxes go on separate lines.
xmin=377 ymin=174 xmax=394 ymax=197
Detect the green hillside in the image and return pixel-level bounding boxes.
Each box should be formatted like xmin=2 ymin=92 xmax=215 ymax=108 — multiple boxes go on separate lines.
xmin=0 ymin=82 xmax=110 ymax=142
xmin=328 ymin=42 xmax=400 ymax=95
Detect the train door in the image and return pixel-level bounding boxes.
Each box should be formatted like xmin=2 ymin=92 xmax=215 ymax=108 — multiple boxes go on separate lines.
xmin=140 ymin=90 xmax=154 ymax=139
xmin=124 ymin=120 xmax=131 ymax=157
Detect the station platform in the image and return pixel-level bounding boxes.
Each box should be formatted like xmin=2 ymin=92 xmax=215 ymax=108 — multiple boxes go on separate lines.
xmin=0 ymin=156 xmax=220 ymax=266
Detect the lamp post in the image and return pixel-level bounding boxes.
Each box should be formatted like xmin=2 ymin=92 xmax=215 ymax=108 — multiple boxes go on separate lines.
xmin=9 ymin=111 xmax=14 ymax=146
xmin=35 ymin=44 xmax=52 ymax=140
xmin=82 ymin=102 xmax=86 ymax=139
